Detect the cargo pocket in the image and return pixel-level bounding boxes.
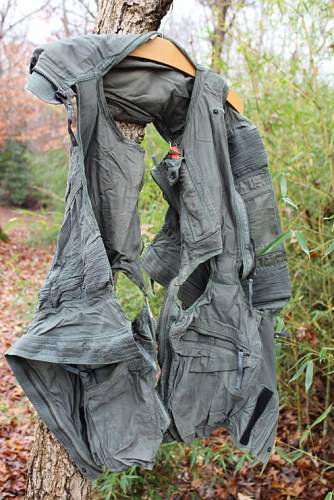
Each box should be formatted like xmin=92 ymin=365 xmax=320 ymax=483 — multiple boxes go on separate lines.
xmin=168 ymin=330 xmax=261 ymax=442
xmin=178 ymin=158 xmax=219 ymax=243
xmin=84 ymin=360 xmax=169 ymax=471
xmin=235 ymin=171 xmax=283 ymax=255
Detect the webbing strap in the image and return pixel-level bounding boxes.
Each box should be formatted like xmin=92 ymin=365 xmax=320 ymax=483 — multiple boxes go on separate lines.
xmin=240 ymin=387 xmax=273 ymax=445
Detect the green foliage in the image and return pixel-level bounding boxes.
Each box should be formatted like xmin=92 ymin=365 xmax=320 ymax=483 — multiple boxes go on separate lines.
xmin=0 ymin=225 xmax=9 ymax=241
xmin=0 ymin=143 xmax=68 ymax=248
xmin=299 ymin=404 xmax=333 ymax=446
xmin=27 ymin=148 xmax=68 ymax=212
xmin=93 ymin=441 xmax=255 ymax=499
xmin=0 ymin=141 xmax=32 ymax=206
xmin=24 ymin=209 xmax=64 ymax=247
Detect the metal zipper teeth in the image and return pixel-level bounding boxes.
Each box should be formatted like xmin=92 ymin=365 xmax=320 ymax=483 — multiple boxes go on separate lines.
xmin=159 ymin=277 xmax=177 ymax=406
xmin=157 ymin=282 xmax=177 ymax=402
xmin=234 ymin=192 xmax=254 ymax=280
xmin=235 ymin=195 xmax=247 ymax=277
xmin=153 ymin=382 xmax=170 ymax=424
xmin=149 ymin=165 xmax=177 ymax=401
xmin=236 ymin=349 xmax=244 ymax=390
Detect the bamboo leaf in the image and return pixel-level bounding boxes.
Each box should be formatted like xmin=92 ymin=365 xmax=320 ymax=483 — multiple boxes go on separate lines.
xmin=295 ymin=230 xmax=310 ymax=256
xmin=300 ymin=428 xmax=310 ymax=446
xmin=274 ymin=446 xmax=294 ymax=464
xmin=287 ymin=152 xmax=304 ymax=164
xmin=257 ymin=230 xmax=292 ymax=256
xmin=304 ymin=359 xmax=314 ymax=393
xmin=283 ymin=196 xmax=298 ymax=209
xmin=289 ymin=361 xmax=306 ymax=383
xmin=280 ymin=175 xmax=288 ymax=197
xmin=309 ymin=404 xmax=333 ymax=430
xmin=274 ymin=315 xmax=285 ymax=333
xmin=324 ymin=239 xmax=334 ymax=256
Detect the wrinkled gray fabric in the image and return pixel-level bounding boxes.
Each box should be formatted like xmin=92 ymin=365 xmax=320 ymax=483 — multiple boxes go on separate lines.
xmin=103 ymin=57 xmax=194 ymax=140
xmin=5 ymin=31 xmax=291 ymax=479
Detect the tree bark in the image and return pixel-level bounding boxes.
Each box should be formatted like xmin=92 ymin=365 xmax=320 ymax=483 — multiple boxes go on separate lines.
xmin=94 ymin=0 xmax=173 ymax=144
xmin=26 ymin=421 xmax=91 ymax=500
xmin=26 ymin=1 xmax=173 ymax=498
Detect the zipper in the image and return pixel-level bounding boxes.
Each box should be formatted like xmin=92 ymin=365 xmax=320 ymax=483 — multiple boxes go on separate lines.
xmin=234 ymin=190 xmax=258 ymax=314
xmin=234 ymin=190 xmax=254 ymax=280
xmin=154 ymin=384 xmax=171 ymax=427
xmin=247 ymin=238 xmax=257 ymax=315
xmin=236 ymin=349 xmax=244 ymax=389
xmin=156 ymin=278 xmax=180 ymax=401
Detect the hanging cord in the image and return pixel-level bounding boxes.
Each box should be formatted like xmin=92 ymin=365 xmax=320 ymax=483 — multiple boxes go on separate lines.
xmin=55 ymin=90 xmax=78 ymax=147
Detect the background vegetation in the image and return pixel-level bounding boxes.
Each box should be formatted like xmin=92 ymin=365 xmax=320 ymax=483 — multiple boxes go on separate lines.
xmin=0 ymin=0 xmax=333 ymax=498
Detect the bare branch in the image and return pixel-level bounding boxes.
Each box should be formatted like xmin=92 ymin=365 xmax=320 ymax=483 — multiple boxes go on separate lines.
xmin=0 ymin=0 xmax=50 ymax=40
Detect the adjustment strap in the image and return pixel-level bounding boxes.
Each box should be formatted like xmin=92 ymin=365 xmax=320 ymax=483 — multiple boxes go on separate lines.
xmin=240 ymin=387 xmax=273 ymax=445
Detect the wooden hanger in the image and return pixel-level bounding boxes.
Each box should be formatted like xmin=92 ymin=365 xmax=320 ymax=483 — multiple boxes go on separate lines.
xmin=129 ymin=36 xmax=244 ymax=114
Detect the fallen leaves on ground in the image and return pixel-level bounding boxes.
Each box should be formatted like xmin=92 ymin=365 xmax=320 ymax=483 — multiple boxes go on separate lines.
xmin=0 ymin=234 xmax=53 ymax=498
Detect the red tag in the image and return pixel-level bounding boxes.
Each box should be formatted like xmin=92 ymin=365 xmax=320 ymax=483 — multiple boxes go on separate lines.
xmin=168 ymin=145 xmax=181 ymax=160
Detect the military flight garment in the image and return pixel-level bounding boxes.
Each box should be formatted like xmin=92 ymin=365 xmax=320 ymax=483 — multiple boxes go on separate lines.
xmin=5 ymin=31 xmax=291 ymax=478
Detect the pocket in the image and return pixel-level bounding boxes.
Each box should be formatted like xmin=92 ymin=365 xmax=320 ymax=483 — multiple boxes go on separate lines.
xmin=84 ymin=360 xmax=169 ymax=470
xmin=247 ymin=200 xmax=281 ymax=250
xmin=178 ymin=158 xmax=219 ymax=243
xmin=168 ymin=329 xmax=261 ymax=441
xmin=235 ymin=172 xmax=284 ymax=255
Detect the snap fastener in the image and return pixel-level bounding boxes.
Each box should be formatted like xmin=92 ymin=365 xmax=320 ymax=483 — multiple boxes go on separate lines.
xmin=213 ymin=108 xmax=219 ymax=114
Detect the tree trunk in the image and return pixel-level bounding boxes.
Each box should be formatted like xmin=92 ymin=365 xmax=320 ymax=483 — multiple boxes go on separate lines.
xmin=199 ymin=0 xmax=243 ymax=73
xmin=210 ymin=1 xmax=231 ymax=73
xmin=26 ymin=421 xmax=91 ymax=500
xmin=94 ymin=0 xmax=173 ymax=144
xmin=26 ymin=1 xmax=173 ymax=498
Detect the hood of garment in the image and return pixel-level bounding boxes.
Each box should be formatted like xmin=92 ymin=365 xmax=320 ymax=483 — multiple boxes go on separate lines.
xmin=26 ymin=32 xmax=199 ymax=109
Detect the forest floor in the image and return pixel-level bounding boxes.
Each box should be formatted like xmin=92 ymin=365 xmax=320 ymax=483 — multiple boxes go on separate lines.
xmin=0 ymin=207 xmax=333 ymax=499
xmin=0 ymin=207 xmax=54 ymax=498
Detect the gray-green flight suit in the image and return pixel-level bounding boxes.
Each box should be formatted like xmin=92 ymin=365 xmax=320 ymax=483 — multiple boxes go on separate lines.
xmin=5 ymin=31 xmax=291 ymax=478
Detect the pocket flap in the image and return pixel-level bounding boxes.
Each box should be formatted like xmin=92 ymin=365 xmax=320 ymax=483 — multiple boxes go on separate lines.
xmin=189 ymin=350 xmax=250 ymax=373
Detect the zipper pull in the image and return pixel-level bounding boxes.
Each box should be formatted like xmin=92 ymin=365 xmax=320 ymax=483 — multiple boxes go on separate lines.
xmin=236 ymin=349 xmax=244 ymax=389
